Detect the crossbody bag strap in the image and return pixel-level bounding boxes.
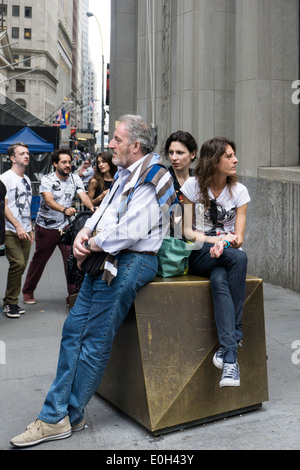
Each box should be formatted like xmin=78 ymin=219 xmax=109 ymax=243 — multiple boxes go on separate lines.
xmin=91 ymin=179 xmax=120 ymax=232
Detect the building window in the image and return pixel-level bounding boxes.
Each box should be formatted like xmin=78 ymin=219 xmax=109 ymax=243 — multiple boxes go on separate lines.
xmin=12 ymin=27 xmax=19 ymax=38
xmin=15 ymin=99 xmax=27 ymax=109
xmin=0 ymin=4 xmax=7 ymax=16
xmin=24 ymin=6 xmax=32 ymax=18
xmin=24 ymin=28 xmax=31 ymax=39
xmin=23 ymin=55 xmax=31 ymax=67
xmin=13 ymin=54 xmax=19 ymax=64
xmin=16 ymin=79 xmax=25 ymax=92
xmin=12 ymin=5 xmax=20 ymax=16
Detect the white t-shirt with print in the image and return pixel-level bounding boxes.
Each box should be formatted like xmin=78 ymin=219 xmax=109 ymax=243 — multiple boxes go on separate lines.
xmin=181 ymin=177 xmax=250 ymax=236
xmin=36 ymin=172 xmax=85 ymax=230
xmin=0 ymin=169 xmax=32 ymax=233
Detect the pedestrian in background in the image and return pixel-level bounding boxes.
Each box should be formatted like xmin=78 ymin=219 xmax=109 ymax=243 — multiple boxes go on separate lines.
xmin=22 ymin=148 xmax=95 ymax=306
xmin=78 ymin=158 xmax=94 ymax=190
xmin=0 ymin=142 xmax=34 ymax=318
xmin=87 ymin=151 xmax=117 ymax=206
xmin=0 ymin=179 xmax=6 ymax=255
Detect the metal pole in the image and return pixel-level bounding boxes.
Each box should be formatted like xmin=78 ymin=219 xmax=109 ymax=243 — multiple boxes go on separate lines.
xmin=101 ymin=54 xmax=105 ymax=151
xmin=86 ymin=12 xmax=105 ymax=151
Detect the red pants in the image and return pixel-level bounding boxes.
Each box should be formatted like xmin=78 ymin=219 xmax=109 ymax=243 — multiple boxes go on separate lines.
xmin=22 ymin=224 xmax=76 ymax=299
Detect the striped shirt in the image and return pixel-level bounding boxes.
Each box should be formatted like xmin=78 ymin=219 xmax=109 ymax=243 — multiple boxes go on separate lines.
xmin=85 ymin=153 xmax=177 ymax=255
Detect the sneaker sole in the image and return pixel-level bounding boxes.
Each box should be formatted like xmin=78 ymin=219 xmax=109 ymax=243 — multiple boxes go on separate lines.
xmin=71 ymin=421 xmax=86 ymax=432
xmin=220 ymin=379 xmax=240 ymax=387
xmin=23 ymin=300 xmax=36 ymax=305
xmin=6 ymin=313 xmax=21 ymax=318
xmin=10 ymin=429 xmax=71 ymax=448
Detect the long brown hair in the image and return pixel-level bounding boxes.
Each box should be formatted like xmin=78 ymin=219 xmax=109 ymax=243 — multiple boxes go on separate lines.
xmin=93 ymin=151 xmax=117 ymax=192
xmin=194 ymin=136 xmax=238 ymax=210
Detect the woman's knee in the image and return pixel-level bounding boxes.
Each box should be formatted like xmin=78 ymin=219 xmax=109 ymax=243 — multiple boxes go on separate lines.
xmin=226 ymin=248 xmax=248 ymax=269
xmin=233 ymin=247 xmax=247 ymax=261
xmin=210 ymin=267 xmax=228 ymax=290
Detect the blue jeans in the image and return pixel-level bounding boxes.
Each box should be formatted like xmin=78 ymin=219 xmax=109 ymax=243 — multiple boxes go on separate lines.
xmin=38 ymin=252 xmax=158 ymax=425
xmin=189 ymin=243 xmax=248 ymax=363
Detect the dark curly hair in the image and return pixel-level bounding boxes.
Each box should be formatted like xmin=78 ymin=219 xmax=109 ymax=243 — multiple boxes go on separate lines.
xmin=52 ymin=147 xmax=72 ymax=165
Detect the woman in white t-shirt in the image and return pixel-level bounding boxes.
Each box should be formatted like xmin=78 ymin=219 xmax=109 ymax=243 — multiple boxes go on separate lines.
xmin=181 ymin=136 xmax=250 ymax=388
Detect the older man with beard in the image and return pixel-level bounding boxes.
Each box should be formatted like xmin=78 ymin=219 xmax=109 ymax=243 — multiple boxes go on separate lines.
xmin=11 ymin=115 xmax=177 ymax=448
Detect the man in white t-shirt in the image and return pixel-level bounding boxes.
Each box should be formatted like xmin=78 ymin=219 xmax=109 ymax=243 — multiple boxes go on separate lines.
xmin=22 ymin=148 xmax=95 ymax=306
xmin=0 ymin=142 xmax=34 ymax=318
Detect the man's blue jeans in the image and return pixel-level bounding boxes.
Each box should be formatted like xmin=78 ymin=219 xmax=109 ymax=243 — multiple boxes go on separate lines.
xmin=38 ymin=252 xmax=158 ymax=425
xmin=189 ymin=243 xmax=248 ymax=363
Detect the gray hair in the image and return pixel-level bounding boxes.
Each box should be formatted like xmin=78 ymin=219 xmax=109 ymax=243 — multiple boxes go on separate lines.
xmin=118 ymin=114 xmax=155 ymax=155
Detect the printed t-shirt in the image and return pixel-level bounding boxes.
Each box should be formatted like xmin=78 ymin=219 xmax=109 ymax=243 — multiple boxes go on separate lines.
xmin=36 ymin=172 xmax=85 ymax=230
xmin=0 ymin=169 xmax=32 ymax=233
xmin=181 ymin=177 xmax=250 ymax=236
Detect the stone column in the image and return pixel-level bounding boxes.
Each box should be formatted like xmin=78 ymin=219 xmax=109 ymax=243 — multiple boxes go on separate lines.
xmin=109 ymin=0 xmax=138 ymax=134
xmin=235 ymin=0 xmax=299 ymax=176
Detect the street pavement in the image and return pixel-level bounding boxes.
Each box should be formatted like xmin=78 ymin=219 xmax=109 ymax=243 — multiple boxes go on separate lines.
xmin=0 ymin=246 xmax=300 ymax=452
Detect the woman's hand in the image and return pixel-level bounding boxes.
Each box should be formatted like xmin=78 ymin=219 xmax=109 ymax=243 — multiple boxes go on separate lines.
xmin=210 ymin=241 xmax=224 ymax=258
xmin=210 ymin=234 xmax=239 ymax=258
xmin=94 ymin=189 xmax=109 ymax=205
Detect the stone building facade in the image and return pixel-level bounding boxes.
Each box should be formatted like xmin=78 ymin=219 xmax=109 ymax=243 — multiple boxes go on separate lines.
xmin=109 ymin=0 xmax=300 ymax=292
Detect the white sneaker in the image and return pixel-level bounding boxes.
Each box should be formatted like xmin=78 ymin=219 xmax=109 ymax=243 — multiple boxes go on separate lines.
xmin=220 ymin=362 xmax=240 ymax=387
xmin=10 ymin=416 xmax=71 ymax=448
xmin=213 ymin=347 xmax=224 ymax=369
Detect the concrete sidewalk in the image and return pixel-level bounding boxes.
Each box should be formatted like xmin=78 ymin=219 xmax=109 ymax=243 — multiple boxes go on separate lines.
xmin=0 ymin=246 xmax=300 ymax=451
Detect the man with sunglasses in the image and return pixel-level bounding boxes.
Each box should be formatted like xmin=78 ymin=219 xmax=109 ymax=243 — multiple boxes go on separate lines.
xmin=0 ymin=142 xmax=34 ymax=318
xmin=78 ymin=158 xmax=94 ymax=190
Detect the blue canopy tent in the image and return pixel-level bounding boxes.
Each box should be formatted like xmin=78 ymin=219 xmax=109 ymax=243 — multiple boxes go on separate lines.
xmin=0 ymin=127 xmax=55 ymax=219
xmin=0 ymin=126 xmax=54 ymax=153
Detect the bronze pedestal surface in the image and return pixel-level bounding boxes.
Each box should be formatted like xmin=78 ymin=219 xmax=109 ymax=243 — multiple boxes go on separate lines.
xmin=97 ymin=275 xmax=268 ymax=435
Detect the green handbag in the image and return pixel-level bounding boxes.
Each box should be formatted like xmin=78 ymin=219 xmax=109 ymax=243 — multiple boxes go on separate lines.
xmin=157 ymin=237 xmax=193 ymax=277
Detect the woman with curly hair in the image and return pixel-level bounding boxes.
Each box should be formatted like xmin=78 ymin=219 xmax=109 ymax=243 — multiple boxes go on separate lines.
xmin=88 ymin=151 xmax=117 ymax=206
xmin=181 ymin=136 xmax=250 ymax=388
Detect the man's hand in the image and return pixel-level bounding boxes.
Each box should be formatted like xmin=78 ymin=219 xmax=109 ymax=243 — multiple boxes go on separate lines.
xmin=73 ymin=228 xmax=91 ymax=267
xmin=63 ymin=207 xmax=77 ymax=217
xmin=16 ymin=225 xmax=31 ymax=241
xmin=73 ymin=228 xmax=104 ymax=268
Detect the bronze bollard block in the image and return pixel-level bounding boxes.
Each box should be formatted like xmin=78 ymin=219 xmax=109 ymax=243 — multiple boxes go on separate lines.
xmin=97 ymin=275 xmax=268 ymax=435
